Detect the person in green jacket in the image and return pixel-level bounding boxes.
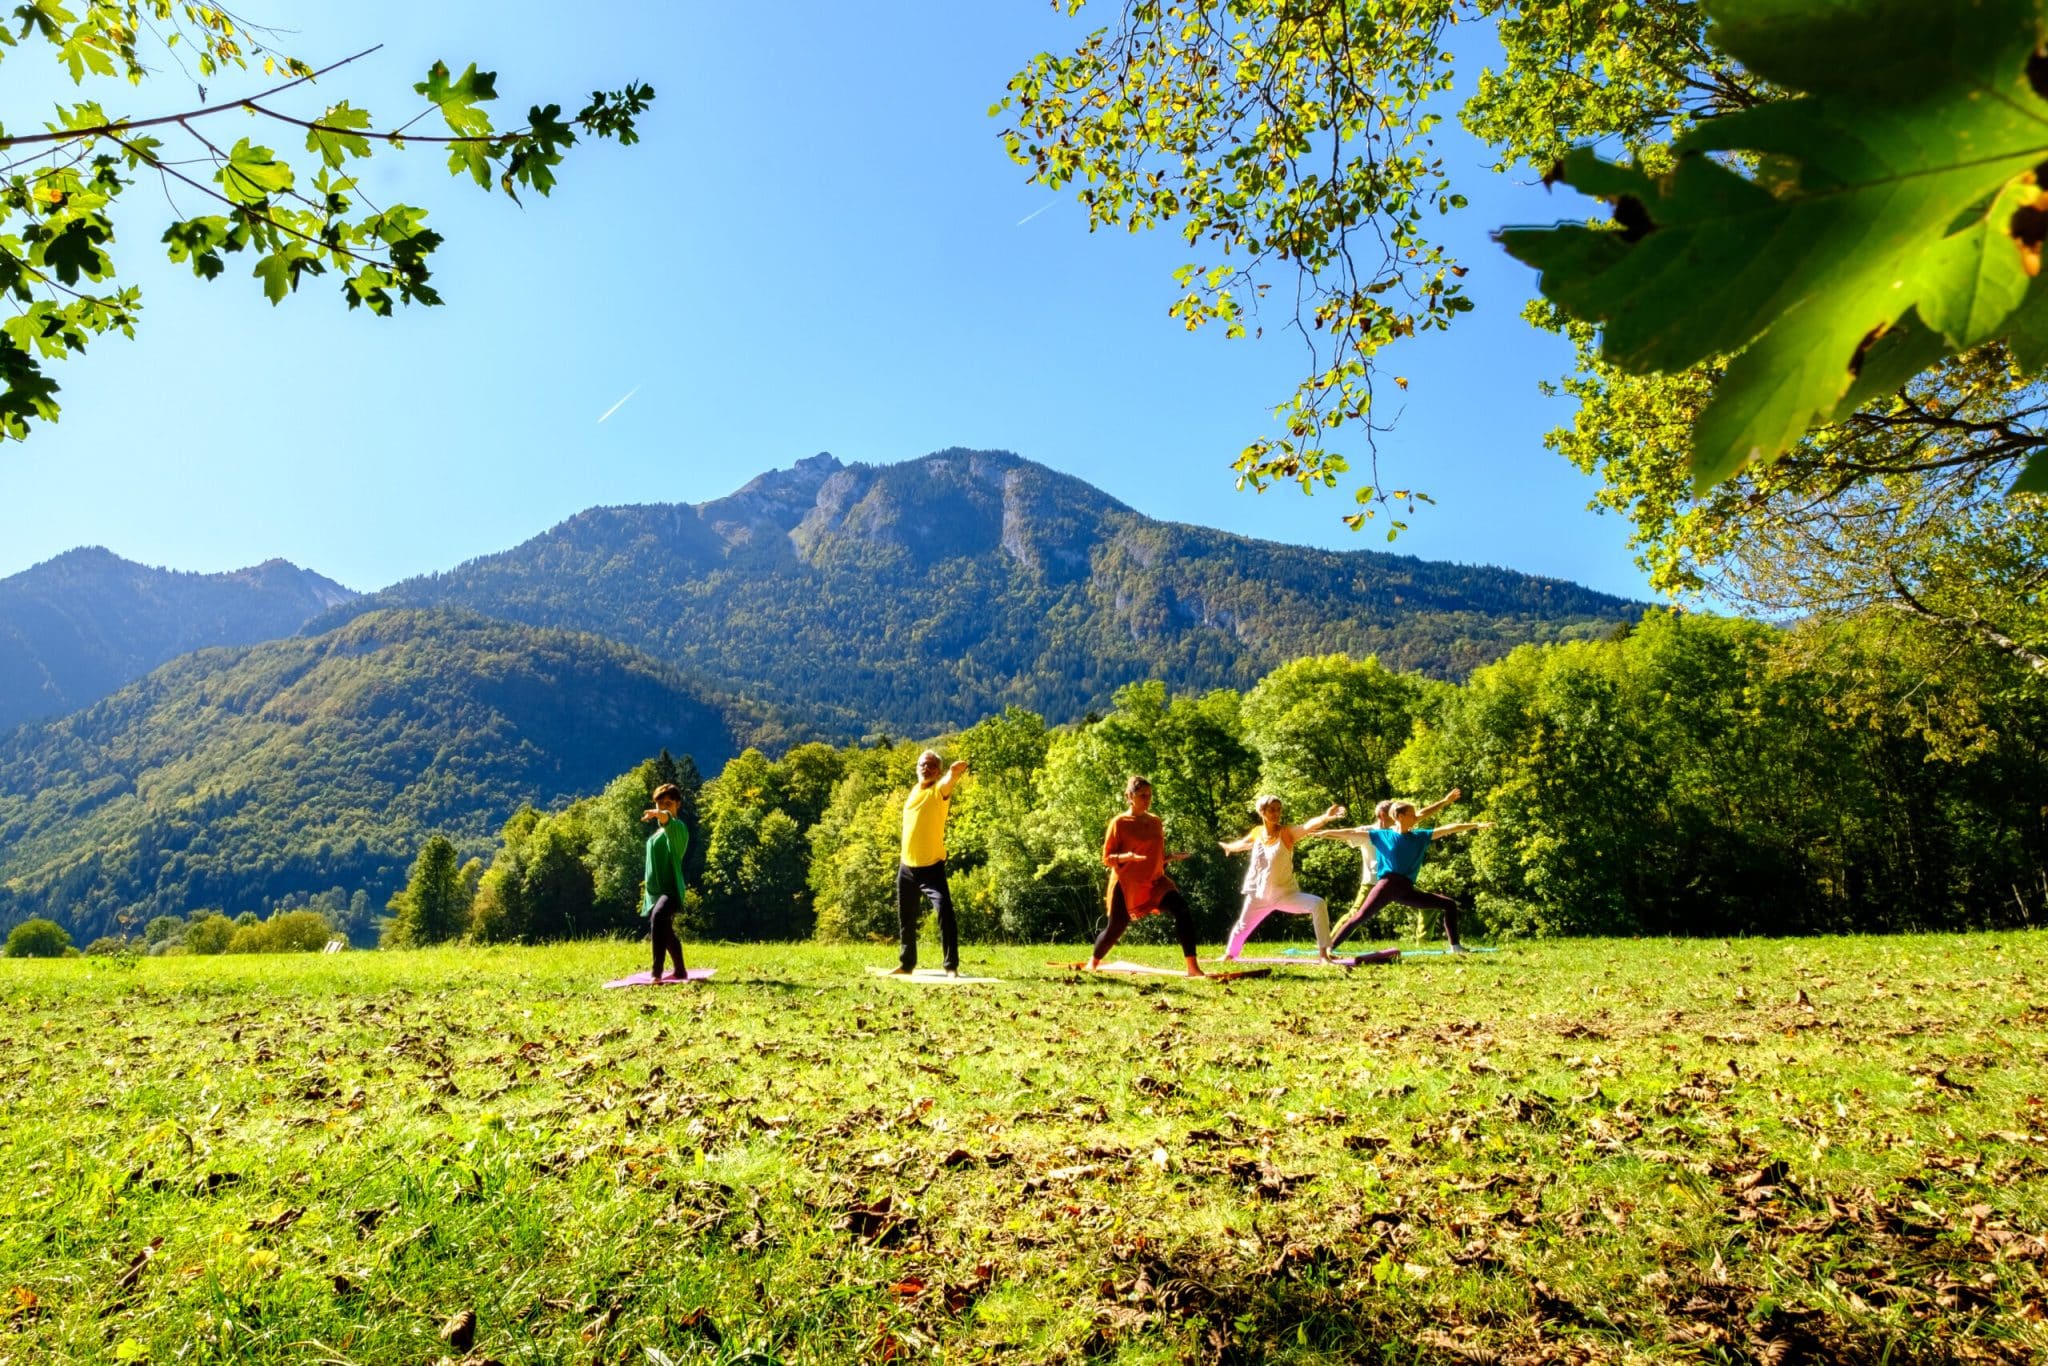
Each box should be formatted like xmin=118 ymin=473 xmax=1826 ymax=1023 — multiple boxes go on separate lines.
xmin=642 ymin=783 xmax=690 ymax=981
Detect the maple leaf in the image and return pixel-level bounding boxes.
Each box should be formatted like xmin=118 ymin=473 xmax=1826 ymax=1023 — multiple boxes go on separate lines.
xmin=1500 ymin=0 xmax=2048 ymax=494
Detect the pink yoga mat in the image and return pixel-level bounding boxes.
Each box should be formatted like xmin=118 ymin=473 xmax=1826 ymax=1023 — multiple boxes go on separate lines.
xmin=1217 ymin=952 xmax=1397 ymax=967
xmin=602 ymin=968 xmax=717 ymax=988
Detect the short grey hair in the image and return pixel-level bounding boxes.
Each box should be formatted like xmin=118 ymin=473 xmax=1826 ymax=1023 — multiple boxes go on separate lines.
xmin=1252 ymin=793 xmax=1283 ymax=813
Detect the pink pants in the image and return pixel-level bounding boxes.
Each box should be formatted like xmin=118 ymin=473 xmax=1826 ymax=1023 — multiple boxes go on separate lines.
xmin=1224 ymin=890 xmax=1329 ymax=959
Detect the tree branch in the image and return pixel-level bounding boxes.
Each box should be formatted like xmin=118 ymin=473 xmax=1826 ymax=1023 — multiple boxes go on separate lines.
xmin=1886 ymin=567 xmax=2048 ymax=675
xmin=0 ymin=47 xmax=382 ymax=150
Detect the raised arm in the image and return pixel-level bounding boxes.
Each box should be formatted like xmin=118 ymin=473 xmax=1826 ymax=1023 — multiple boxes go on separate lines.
xmin=1429 ymin=820 xmax=1494 ymax=840
xmin=1218 ymin=829 xmax=1257 ymax=856
xmin=937 ymin=759 xmax=969 ymax=799
xmin=1418 ymin=788 xmax=1462 ymax=822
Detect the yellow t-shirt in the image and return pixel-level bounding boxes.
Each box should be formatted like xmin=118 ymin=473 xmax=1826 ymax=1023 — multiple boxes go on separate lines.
xmin=900 ymin=781 xmax=950 ymax=867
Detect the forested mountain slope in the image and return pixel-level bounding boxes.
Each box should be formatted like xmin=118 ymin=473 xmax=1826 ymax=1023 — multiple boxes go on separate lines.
xmin=0 ymin=610 xmax=746 ymax=941
xmin=0 ymin=548 xmax=356 ymax=731
xmin=338 ymin=449 xmax=1640 ymax=734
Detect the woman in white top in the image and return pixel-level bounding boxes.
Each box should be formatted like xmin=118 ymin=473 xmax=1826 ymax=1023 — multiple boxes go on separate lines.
xmin=1218 ymin=794 xmax=1347 ymax=961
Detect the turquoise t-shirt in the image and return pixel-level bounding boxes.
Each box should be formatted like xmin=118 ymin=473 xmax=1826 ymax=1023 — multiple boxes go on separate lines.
xmin=1366 ymin=827 xmax=1434 ymax=881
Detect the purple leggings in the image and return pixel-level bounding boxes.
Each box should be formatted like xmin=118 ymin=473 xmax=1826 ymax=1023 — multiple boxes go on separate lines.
xmin=1329 ymin=874 xmax=1460 ymax=951
xmin=1093 ymin=886 xmax=1199 ymax=960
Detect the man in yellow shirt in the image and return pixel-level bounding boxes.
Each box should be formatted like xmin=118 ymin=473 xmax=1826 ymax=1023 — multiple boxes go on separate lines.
xmin=892 ymin=748 xmax=968 ymax=975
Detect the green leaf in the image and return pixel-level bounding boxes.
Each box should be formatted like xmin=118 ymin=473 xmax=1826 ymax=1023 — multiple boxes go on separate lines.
xmin=161 ymin=215 xmax=231 ymax=280
xmin=414 ymin=60 xmax=498 ymax=139
xmin=446 ymin=139 xmax=492 ymax=189
xmin=2013 ymin=448 xmax=2048 ymax=494
xmin=34 ymin=216 xmax=111 ymax=284
xmin=252 ymin=253 xmax=290 ymax=304
xmin=250 ymin=247 xmax=323 ymax=305
xmin=218 ymin=139 xmax=293 ymax=206
xmin=1920 ymin=182 xmax=2035 ymax=350
xmin=1499 ymin=0 xmax=2048 ymax=493
xmin=13 ymin=1 xmax=69 ymax=45
xmin=1825 ymin=312 xmax=1949 ymax=423
xmin=500 ymin=104 xmax=575 ymax=201
xmin=57 ymin=25 xmax=114 ymax=81
xmin=2001 ymin=273 xmax=2048 ymax=374
xmin=305 ymin=102 xmax=374 ymax=169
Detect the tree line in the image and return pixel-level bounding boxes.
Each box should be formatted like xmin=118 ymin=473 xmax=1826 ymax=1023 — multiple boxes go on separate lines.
xmin=385 ymin=611 xmax=2048 ymax=949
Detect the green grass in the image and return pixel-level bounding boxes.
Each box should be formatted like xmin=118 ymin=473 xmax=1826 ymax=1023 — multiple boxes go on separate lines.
xmin=2 ymin=934 xmax=2044 ymax=1364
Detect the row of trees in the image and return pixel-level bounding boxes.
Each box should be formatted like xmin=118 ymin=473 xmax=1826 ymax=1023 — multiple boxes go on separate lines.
xmin=390 ymin=611 xmax=2047 ymax=948
xmin=136 ymin=907 xmax=337 ymax=955
xmin=2 ymin=907 xmax=343 ymax=958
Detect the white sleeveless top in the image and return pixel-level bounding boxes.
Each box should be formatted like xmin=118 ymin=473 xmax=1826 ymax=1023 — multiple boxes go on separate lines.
xmin=1242 ymin=832 xmax=1298 ymax=900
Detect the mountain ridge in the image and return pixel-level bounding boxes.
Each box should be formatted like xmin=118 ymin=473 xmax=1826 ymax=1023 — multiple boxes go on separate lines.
xmin=0 ymin=547 xmax=358 ymax=731
xmin=327 ymin=447 xmax=1640 ymax=734
xmin=0 ymin=607 xmax=748 ymax=942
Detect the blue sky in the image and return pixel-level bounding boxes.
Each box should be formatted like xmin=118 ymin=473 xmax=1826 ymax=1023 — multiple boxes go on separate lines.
xmin=0 ymin=2 xmax=1648 ymax=601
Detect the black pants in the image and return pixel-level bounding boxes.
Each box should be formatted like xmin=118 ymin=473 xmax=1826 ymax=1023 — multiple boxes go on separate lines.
xmin=1093 ymin=885 xmax=1199 ymax=960
xmin=648 ymin=896 xmax=686 ymax=978
xmin=896 ymin=860 xmax=958 ymax=972
xmin=1329 ymin=873 xmax=1459 ymax=951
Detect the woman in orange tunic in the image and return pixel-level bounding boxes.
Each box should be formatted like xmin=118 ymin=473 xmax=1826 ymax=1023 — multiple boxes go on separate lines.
xmin=1087 ymin=775 xmax=1204 ymax=977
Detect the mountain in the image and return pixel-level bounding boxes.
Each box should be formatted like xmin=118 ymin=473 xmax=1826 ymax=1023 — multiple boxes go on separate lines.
xmin=333 ymin=449 xmax=1641 ymax=735
xmin=0 ymin=609 xmax=748 ymax=942
xmin=0 ymin=547 xmax=357 ymax=732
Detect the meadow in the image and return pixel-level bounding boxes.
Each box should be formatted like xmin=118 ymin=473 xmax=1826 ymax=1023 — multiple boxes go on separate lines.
xmin=1 ymin=934 xmax=2043 ymax=1364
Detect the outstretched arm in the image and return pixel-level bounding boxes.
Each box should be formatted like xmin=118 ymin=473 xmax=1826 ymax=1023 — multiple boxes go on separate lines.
xmin=1418 ymin=788 xmax=1462 ymax=821
xmin=938 ymin=759 xmax=969 ymax=799
xmin=1218 ymin=830 xmax=1256 ymax=855
xmin=1429 ymin=821 xmax=1494 ymax=840
xmin=1288 ymin=804 xmax=1349 ymax=842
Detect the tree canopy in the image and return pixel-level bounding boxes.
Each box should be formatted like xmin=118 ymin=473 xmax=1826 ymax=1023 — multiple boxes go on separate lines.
xmin=1499 ymin=0 xmax=2048 ymax=495
xmin=0 ymin=3 xmax=652 ymax=440
xmin=1004 ymin=2 xmax=2047 ymax=681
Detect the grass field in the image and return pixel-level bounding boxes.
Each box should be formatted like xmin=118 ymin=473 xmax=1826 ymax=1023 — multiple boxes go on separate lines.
xmin=2 ymin=933 xmax=2044 ymax=1364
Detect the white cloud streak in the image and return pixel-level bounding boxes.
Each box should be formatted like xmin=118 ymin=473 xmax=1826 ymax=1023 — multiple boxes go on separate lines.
xmin=596 ymin=386 xmax=642 ymax=424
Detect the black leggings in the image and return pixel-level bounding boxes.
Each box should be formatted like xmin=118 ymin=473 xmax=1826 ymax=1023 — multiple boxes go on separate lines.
xmin=896 ymin=860 xmax=959 ymax=972
xmin=1093 ymin=886 xmax=1200 ymax=960
xmin=648 ymin=896 xmax=686 ymax=978
xmin=1329 ymin=874 xmax=1460 ymax=951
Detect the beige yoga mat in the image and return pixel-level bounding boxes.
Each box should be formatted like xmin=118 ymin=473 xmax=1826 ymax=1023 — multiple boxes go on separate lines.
xmin=864 ymin=966 xmax=1004 ymax=985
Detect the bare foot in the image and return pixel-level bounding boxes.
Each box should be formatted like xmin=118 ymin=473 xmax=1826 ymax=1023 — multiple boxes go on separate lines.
xmin=1083 ymin=959 xmax=1103 ymax=972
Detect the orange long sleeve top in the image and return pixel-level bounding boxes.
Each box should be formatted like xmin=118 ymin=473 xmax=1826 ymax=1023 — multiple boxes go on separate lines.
xmin=1103 ymin=811 xmax=1175 ymax=916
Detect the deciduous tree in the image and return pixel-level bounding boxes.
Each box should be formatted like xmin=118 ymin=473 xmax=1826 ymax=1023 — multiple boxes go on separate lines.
xmin=0 ymin=5 xmax=652 ymax=440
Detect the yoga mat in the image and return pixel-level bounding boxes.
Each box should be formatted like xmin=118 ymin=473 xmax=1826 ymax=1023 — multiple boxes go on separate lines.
xmin=603 ymin=968 xmax=717 ymax=988
xmin=1272 ymin=947 xmax=1402 ymax=966
xmin=1216 ymin=955 xmax=1375 ymax=967
xmin=1280 ymin=945 xmax=1494 ymax=958
xmin=864 ymin=967 xmax=1004 ymax=985
xmin=1049 ymin=961 xmax=1272 ymax=981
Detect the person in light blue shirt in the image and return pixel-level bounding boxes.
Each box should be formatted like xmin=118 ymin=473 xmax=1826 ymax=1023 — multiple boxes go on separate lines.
xmin=1317 ymin=799 xmax=1490 ymax=952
